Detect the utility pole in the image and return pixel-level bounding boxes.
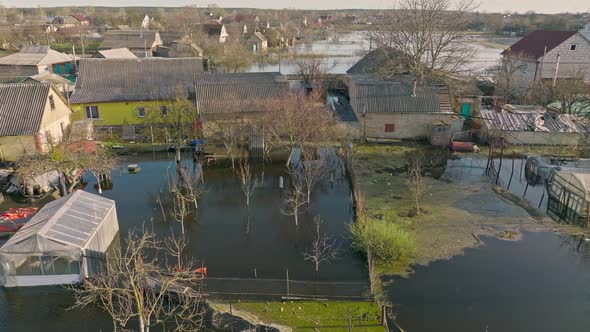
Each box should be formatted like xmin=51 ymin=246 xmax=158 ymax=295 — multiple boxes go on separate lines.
xmin=552 ymin=54 xmax=561 ymax=87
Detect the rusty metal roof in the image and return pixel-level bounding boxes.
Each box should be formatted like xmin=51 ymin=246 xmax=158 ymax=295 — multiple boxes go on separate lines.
xmin=480 ymin=109 xmax=590 ymax=133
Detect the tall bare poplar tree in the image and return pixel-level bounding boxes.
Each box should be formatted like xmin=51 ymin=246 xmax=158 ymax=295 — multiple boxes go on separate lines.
xmin=367 ymin=0 xmax=477 ymax=94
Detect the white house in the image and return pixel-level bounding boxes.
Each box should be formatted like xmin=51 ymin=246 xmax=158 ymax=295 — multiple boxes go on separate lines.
xmin=501 ymin=29 xmax=590 ymax=93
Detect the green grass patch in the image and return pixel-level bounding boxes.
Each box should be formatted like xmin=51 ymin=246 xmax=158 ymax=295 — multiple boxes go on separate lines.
xmin=350 ymin=219 xmax=416 ymax=263
xmin=232 ymin=300 xmax=385 ymax=331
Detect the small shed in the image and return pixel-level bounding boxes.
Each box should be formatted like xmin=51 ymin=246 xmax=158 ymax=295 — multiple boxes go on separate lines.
xmin=429 ymin=117 xmax=465 ymax=146
xmin=0 ymin=191 xmax=119 ymax=287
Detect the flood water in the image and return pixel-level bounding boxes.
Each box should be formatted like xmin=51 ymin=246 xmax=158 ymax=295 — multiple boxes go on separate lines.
xmin=248 ymin=32 xmax=510 ymax=75
xmin=0 ymin=154 xmax=365 ymax=331
xmin=384 ymin=231 xmax=590 ymax=332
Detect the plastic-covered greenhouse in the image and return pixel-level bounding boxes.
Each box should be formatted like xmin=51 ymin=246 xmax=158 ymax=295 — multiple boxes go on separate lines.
xmin=547 ymin=169 xmax=590 ymax=226
xmin=0 ymin=191 xmax=119 ymax=287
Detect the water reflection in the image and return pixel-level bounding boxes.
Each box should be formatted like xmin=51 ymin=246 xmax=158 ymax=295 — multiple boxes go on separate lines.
xmin=385 ymin=231 xmax=590 ymax=332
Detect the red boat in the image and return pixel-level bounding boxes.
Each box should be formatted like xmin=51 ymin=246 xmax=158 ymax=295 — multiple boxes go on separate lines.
xmin=1 ymin=207 xmax=38 ymax=221
xmin=0 ymin=207 xmax=38 ymax=237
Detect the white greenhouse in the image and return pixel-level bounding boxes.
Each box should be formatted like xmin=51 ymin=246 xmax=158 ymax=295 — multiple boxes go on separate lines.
xmin=0 ymin=190 xmax=119 ymax=287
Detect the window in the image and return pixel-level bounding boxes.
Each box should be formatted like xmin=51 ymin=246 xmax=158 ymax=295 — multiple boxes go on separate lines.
xmin=85 ymin=105 xmax=99 ymax=119
xmin=384 ymin=124 xmax=395 ymax=132
xmin=160 ymin=105 xmax=168 ymax=116
xmin=570 ymin=44 xmax=577 ymax=51
xmin=48 ymin=95 xmax=55 ymax=111
xmin=137 ymin=107 xmax=146 ymax=118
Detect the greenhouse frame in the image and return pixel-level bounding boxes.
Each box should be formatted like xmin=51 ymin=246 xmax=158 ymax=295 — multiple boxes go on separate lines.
xmin=0 ymin=191 xmax=119 ymax=287
xmin=547 ymin=169 xmax=590 ymax=226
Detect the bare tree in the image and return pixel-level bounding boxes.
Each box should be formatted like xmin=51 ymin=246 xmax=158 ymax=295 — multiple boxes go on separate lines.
xmin=405 ymin=150 xmax=427 ymax=214
xmin=404 ymin=145 xmax=448 ymax=215
xmin=71 ymin=230 xmax=205 ymax=332
xmin=86 ymin=145 xmax=119 ymax=194
xmin=531 ymin=72 xmax=590 ymax=114
xmin=282 ymin=171 xmax=306 ymax=227
xmin=15 ymin=141 xmax=116 ymax=197
xmin=303 ymin=216 xmax=339 ymax=272
xmin=493 ymin=50 xmax=529 ymax=103
xmin=237 ymin=155 xmax=259 ymax=207
xmin=265 ymin=91 xmax=339 ymax=150
xmin=299 ymin=147 xmax=337 ymax=205
xmin=144 ymin=87 xmax=199 ymax=166
xmin=204 ymin=115 xmax=246 ymax=169
xmin=167 ymin=165 xmax=202 ymax=234
xmin=212 ymin=40 xmax=255 ymax=73
xmin=293 ymin=56 xmax=336 ymax=87
xmin=366 ymin=0 xmax=477 ymax=94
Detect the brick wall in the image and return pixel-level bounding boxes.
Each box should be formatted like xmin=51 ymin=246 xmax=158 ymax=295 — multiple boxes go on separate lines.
xmin=356 ymin=112 xmax=455 ymax=139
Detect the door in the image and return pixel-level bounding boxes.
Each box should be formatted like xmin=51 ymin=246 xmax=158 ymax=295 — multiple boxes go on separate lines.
xmin=460 ymin=103 xmax=472 ymax=117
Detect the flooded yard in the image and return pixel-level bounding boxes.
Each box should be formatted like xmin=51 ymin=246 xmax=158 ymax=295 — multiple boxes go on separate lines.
xmin=385 ymin=231 xmax=590 ymax=332
xmin=0 ymin=153 xmax=366 ymax=331
xmin=248 ymin=32 xmax=509 ymax=75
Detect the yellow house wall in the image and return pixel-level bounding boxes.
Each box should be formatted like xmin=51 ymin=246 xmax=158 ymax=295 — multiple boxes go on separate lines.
xmin=0 ymin=136 xmax=36 ymax=161
xmin=71 ymin=101 xmax=173 ymax=126
xmin=38 ymin=88 xmax=72 ymax=151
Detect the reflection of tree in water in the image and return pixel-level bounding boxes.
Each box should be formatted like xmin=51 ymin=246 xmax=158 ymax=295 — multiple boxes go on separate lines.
xmin=558 ymin=233 xmax=590 ymax=254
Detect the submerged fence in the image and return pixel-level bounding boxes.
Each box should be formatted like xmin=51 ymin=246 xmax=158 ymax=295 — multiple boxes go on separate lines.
xmin=203 ymin=277 xmax=371 ymax=301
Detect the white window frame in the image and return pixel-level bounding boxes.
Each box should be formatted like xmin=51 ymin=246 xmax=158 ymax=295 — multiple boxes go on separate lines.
xmin=84 ymin=105 xmax=99 ymax=119
xmin=570 ymin=44 xmax=577 ymax=51
xmin=137 ymin=107 xmax=146 ymax=118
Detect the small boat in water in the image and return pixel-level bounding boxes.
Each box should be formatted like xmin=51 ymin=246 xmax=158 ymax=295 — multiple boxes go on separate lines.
xmin=0 ymin=207 xmax=38 ymax=237
xmin=1 ymin=207 xmax=38 ymax=221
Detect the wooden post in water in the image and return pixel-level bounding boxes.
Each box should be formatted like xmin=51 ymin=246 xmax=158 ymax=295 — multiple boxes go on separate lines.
xmin=286 ymin=269 xmax=290 ymax=299
xmin=507 ymin=156 xmax=515 ymax=190
xmin=495 ymin=144 xmax=504 ymax=185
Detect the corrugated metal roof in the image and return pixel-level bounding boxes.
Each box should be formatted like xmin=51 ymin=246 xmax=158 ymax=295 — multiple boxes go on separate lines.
xmin=349 ymin=76 xmax=451 ymax=114
xmin=95 ymin=48 xmax=137 ymax=59
xmin=70 ymin=58 xmax=203 ymax=104
xmin=195 ymin=72 xmax=289 ymax=115
xmin=0 ymin=83 xmax=51 ymax=136
xmin=24 ymin=71 xmax=71 ymax=85
xmin=0 ymin=46 xmax=73 ymax=66
xmin=100 ymin=30 xmax=159 ymax=50
xmin=480 ymin=109 xmax=590 ymax=133
xmin=0 ymin=191 xmax=116 ymax=254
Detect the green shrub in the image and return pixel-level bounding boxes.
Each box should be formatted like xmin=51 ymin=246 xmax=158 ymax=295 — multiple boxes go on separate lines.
xmin=350 ymin=220 xmax=416 ymax=263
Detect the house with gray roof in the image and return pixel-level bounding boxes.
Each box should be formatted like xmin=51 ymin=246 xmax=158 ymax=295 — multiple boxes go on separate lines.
xmin=69 ymin=58 xmax=203 ymax=126
xmin=100 ymin=30 xmax=162 ymax=58
xmin=0 ymin=46 xmax=74 ymax=82
xmin=0 ymin=83 xmax=72 ymax=161
xmin=195 ymin=72 xmax=288 ymax=119
xmin=347 ymin=48 xmax=455 ymax=139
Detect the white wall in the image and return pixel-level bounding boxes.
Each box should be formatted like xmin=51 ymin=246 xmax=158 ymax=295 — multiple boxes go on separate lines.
xmin=538 ymin=33 xmax=590 ymax=80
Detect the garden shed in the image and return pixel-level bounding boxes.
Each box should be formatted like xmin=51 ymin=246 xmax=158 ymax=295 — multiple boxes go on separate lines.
xmin=547 ymin=169 xmax=590 ymax=226
xmin=0 ymin=190 xmax=119 ymax=287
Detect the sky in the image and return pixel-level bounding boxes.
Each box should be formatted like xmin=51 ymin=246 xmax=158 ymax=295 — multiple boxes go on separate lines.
xmin=3 ymin=0 xmax=590 ymax=14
